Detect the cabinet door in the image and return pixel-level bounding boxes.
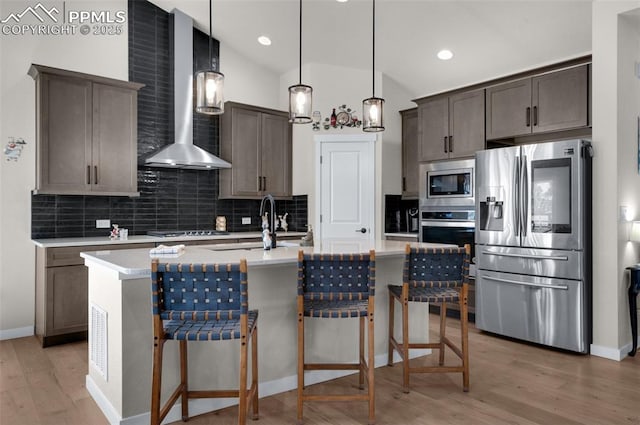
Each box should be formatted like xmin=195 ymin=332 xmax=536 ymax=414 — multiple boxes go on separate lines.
xmin=485 ymin=78 xmax=532 ymax=140
xmin=260 ymin=113 xmax=291 ymax=197
xmin=46 ymin=265 xmax=88 ymax=336
xmin=38 ymin=74 xmax=92 ymax=193
xmin=449 ymin=89 xmax=485 ymax=158
xmin=418 ymin=97 xmax=448 ymax=162
xmin=401 ymin=109 xmax=419 ymax=198
xmin=532 ymin=65 xmax=588 ymax=133
xmin=92 ymin=83 xmax=138 ymax=194
xmin=231 ymin=107 xmax=261 ymax=197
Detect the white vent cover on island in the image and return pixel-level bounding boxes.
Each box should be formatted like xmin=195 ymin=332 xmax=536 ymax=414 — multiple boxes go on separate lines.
xmin=90 ymin=303 xmax=108 ymax=380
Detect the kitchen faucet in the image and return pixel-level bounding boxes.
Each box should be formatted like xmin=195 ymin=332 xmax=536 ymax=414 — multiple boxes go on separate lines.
xmin=259 ymin=194 xmax=277 ymax=249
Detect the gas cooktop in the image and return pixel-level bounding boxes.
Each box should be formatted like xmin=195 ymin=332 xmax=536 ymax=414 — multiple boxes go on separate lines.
xmin=147 ymin=230 xmax=230 ymax=237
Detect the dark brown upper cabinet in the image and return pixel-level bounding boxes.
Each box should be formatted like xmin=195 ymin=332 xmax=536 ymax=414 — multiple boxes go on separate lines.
xmin=400 ymin=108 xmax=419 ymax=198
xmin=417 ymin=89 xmax=485 ymax=162
xmin=486 ymin=64 xmax=589 ymax=140
xmin=219 ymin=102 xmax=292 ymax=199
xmin=29 ymin=64 xmax=143 ymax=196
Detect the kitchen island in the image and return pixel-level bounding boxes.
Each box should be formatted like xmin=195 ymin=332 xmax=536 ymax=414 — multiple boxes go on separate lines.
xmin=82 ymin=240 xmax=455 ymax=425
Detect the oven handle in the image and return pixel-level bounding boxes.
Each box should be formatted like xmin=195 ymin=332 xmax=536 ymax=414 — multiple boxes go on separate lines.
xmin=421 ymin=220 xmax=475 ymax=228
xmin=480 ymin=250 xmax=568 ymax=261
xmin=482 ymin=275 xmax=568 ymax=290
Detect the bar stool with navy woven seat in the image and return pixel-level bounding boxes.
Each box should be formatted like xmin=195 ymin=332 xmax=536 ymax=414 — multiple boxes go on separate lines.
xmin=387 ymin=244 xmax=471 ymax=393
xmin=150 ymin=259 xmax=258 ymax=425
xmin=297 ymin=250 xmax=376 ymax=425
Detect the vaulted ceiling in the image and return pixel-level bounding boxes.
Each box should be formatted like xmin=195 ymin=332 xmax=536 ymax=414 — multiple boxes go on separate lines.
xmin=148 ymin=0 xmax=593 ymax=99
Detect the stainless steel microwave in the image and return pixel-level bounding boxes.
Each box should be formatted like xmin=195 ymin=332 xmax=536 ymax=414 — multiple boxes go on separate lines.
xmin=419 ymin=158 xmax=475 ymax=209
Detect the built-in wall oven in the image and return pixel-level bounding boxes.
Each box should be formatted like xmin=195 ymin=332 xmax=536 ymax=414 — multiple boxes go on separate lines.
xmin=419 ymin=159 xmax=476 ymax=259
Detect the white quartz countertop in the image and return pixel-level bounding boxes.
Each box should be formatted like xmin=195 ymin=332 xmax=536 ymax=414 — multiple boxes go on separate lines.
xmin=32 ymin=232 xmax=305 ymax=248
xmin=80 ymin=239 xmax=455 ymax=279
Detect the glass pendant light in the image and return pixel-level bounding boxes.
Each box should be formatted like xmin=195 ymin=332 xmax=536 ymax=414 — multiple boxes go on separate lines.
xmin=288 ymin=0 xmax=313 ymax=123
xmin=196 ymin=0 xmax=224 ymax=115
xmin=362 ymin=0 xmax=384 ymax=132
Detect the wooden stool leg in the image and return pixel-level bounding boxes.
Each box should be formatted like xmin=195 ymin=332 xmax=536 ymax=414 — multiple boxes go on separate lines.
xmin=150 ymin=338 xmax=164 ymax=425
xmin=239 ymin=331 xmax=248 ymax=425
xmin=359 ymin=316 xmax=365 ymax=390
xmin=461 ymin=285 xmax=470 ymax=392
xmin=439 ymin=302 xmax=447 ymax=366
xmin=368 ymin=307 xmax=375 ymax=425
xmin=251 ymin=325 xmax=259 ymax=420
xmin=180 ymin=340 xmax=189 ymax=421
xmin=387 ymin=292 xmax=395 ymax=366
xmin=297 ymin=298 xmax=304 ymax=424
xmin=402 ymin=288 xmax=410 ymax=393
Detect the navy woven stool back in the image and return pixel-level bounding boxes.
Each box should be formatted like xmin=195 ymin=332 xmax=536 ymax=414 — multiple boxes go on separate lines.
xmin=296 ymin=250 xmax=376 ymax=424
xmin=388 ymin=244 xmax=471 ymax=394
xmin=150 ymin=259 xmax=258 ymax=425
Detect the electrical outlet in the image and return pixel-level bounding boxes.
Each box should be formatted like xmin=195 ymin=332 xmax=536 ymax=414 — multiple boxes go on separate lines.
xmin=242 ymin=217 xmax=251 ymax=225
xmin=96 ymin=219 xmax=111 ymax=228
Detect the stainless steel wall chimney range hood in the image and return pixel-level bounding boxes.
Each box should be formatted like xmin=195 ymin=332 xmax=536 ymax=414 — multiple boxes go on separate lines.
xmin=145 ymin=9 xmax=231 ymax=170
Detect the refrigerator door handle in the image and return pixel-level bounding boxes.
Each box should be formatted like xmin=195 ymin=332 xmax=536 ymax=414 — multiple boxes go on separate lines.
xmin=480 ymin=250 xmax=568 ymax=261
xmin=520 ymin=155 xmax=528 ymax=237
xmin=514 ymin=156 xmax=520 ymax=237
xmin=483 ymin=275 xmax=569 ymax=290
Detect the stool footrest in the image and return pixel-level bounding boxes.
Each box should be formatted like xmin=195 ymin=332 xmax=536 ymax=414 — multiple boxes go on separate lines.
xmin=189 ymin=389 xmax=240 ymax=398
xmin=442 ymin=336 xmax=463 ymax=358
xmin=305 ymin=363 xmax=361 ymax=371
xmin=159 ymin=384 xmax=185 ymax=423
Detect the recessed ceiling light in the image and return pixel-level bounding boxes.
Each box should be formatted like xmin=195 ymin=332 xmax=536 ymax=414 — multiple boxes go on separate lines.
xmin=258 ymin=36 xmax=271 ymax=46
xmin=336 ymin=0 xmax=348 ymax=3
xmin=437 ymin=49 xmax=453 ymax=60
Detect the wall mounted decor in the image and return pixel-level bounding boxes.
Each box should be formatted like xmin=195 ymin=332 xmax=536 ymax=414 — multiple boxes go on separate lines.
xmin=4 ymin=137 xmax=26 ymax=161
xmin=323 ymin=105 xmax=362 ymax=130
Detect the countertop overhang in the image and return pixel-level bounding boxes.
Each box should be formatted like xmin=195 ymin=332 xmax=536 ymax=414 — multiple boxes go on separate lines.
xmin=80 ymin=239 xmax=455 ymax=279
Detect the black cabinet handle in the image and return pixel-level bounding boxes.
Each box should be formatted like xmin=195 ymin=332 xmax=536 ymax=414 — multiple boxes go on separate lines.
xmin=87 ymin=165 xmax=91 ymax=185
xmin=533 ymin=106 xmax=538 ymax=126
xmin=263 ymin=176 xmax=266 ymax=191
xmin=258 ymin=176 xmax=262 ymax=191
xmin=356 ymin=227 xmax=367 ymax=234
xmin=402 ymin=177 xmax=406 ymax=192
xmin=526 ymin=107 xmax=531 ymax=127
xmin=94 ymin=166 xmax=98 ymax=184
xmin=444 ymin=136 xmax=448 ymax=153
xmin=449 ymin=135 xmax=453 ymax=152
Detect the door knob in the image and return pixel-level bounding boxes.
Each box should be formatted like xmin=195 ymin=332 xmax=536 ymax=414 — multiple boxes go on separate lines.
xmin=356 ymin=227 xmax=367 ymax=234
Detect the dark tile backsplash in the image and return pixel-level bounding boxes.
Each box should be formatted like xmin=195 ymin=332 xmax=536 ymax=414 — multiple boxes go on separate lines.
xmin=31 ymin=0 xmax=307 ymax=239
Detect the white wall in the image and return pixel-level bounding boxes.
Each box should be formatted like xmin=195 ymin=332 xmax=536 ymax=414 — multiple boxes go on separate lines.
xmin=590 ymin=1 xmax=640 ymax=359
xmin=617 ymin=9 xmax=640 ymax=344
xmin=280 ymin=63 xmax=413 ymax=240
xmin=221 ymin=44 xmax=280 ymax=110
xmin=0 ymin=0 xmax=129 ymax=338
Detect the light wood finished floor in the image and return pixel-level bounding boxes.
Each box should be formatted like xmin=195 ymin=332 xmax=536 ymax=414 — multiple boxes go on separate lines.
xmin=1 ymin=317 xmax=639 ymax=425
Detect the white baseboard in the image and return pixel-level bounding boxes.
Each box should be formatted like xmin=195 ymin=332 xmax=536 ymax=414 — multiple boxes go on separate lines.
xmin=0 ymin=326 xmax=33 ymax=340
xmin=90 ymin=349 xmax=432 ymax=425
xmin=590 ymin=342 xmax=635 ymax=361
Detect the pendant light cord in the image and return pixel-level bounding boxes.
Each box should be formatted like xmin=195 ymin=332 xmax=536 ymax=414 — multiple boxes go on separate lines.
xmin=372 ymin=0 xmax=375 ymax=97
xmin=208 ymin=0 xmax=213 ymax=70
xmin=299 ymin=0 xmax=303 ymax=84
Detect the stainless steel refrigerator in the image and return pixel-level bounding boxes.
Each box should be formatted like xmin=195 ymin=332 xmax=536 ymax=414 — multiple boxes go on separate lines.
xmin=475 ymin=139 xmax=592 ymax=353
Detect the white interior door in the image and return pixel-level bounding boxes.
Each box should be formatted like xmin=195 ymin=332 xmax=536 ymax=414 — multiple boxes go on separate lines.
xmin=316 ymin=135 xmax=375 ymax=241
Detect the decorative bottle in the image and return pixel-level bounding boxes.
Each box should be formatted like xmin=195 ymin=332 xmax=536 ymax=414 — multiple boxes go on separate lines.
xmin=330 ymin=108 xmax=337 ymax=127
